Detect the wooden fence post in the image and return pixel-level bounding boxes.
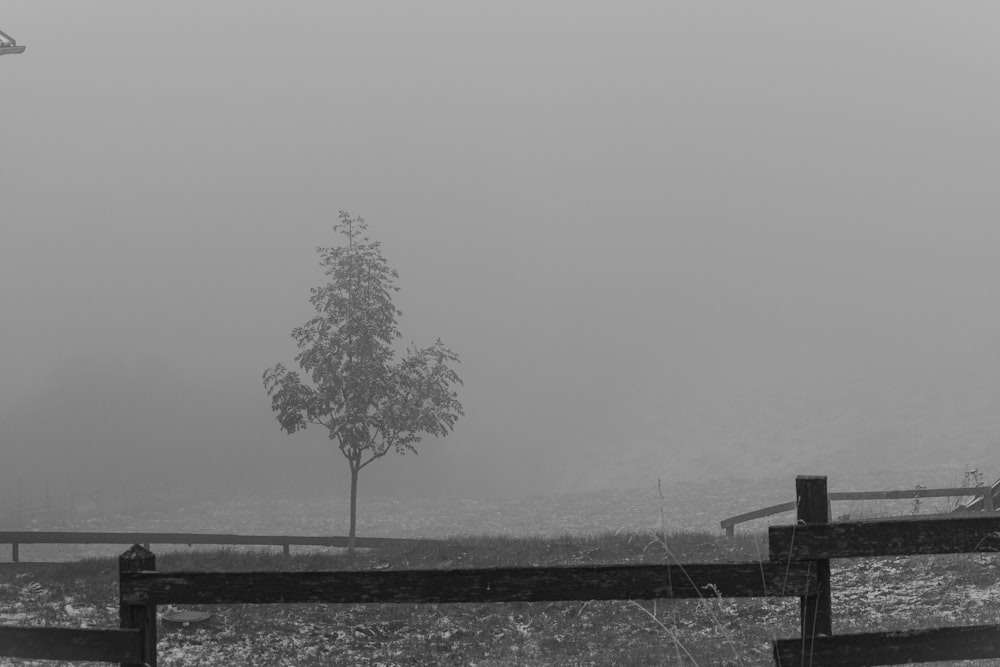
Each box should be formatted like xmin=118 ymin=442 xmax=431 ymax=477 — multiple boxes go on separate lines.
xmin=119 ymin=544 xmax=157 ymax=667
xmin=797 ymin=475 xmax=832 ymax=648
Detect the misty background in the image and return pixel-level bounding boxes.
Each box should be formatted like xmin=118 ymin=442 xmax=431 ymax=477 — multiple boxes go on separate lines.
xmin=2 ymin=3 xmax=999 ymax=513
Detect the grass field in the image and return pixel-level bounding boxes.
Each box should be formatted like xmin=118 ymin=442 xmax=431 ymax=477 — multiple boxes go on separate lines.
xmin=3 ymin=527 xmax=1000 ymax=666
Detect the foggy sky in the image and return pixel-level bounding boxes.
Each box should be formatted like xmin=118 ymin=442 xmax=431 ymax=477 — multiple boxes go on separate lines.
xmin=3 ymin=2 xmax=1000 ymax=505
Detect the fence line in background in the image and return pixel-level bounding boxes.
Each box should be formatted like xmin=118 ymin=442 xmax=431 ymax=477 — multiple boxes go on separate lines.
xmin=0 ymin=531 xmax=431 ymax=563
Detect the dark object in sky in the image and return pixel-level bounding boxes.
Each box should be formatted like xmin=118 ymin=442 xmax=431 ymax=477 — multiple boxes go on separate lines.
xmin=0 ymin=28 xmax=25 ymax=56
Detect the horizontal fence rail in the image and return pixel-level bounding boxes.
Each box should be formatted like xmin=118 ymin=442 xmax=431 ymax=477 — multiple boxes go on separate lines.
xmin=0 ymin=531 xmax=429 ymax=562
xmin=0 ymin=627 xmax=142 ymax=662
xmin=769 ymin=514 xmax=1000 ymax=561
xmin=773 ymin=623 xmax=1000 ymax=667
xmin=120 ymin=561 xmax=818 ymax=606
xmin=721 ymin=501 xmax=798 ymax=534
xmin=721 ymin=483 xmax=999 ymax=536
xmin=828 ymin=487 xmax=996 ymax=502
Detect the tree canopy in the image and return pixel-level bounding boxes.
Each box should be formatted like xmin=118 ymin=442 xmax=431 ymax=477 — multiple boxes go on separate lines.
xmin=263 ymin=211 xmax=463 ymax=550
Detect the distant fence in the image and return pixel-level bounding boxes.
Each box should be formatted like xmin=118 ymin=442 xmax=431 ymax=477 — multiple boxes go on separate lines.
xmin=720 ymin=478 xmax=1000 ymax=536
xmin=0 ymin=531 xmax=430 ymax=563
xmin=3 ymin=475 xmax=1000 ymax=665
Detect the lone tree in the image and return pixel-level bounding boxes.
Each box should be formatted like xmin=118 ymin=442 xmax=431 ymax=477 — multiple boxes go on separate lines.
xmin=263 ymin=212 xmax=463 ymax=553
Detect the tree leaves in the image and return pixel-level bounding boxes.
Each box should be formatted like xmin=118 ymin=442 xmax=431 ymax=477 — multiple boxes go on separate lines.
xmin=263 ymin=211 xmax=464 ymax=472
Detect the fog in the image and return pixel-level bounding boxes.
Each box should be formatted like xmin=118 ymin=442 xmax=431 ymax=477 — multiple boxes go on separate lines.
xmin=3 ymin=3 xmax=1000 ymax=510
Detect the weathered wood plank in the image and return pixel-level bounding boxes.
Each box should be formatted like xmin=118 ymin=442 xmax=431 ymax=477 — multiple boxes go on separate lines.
xmin=827 ymin=487 xmax=986 ymax=501
xmin=953 ymin=479 xmax=1000 ymax=512
xmin=721 ymin=488 xmax=989 ymax=532
xmin=769 ymin=514 xmax=1000 ymax=561
xmin=119 ymin=545 xmax=156 ymax=667
xmin=856 ymin=511 xmax=974 ymax=523
xmin=773 ymin=623 xmax=1000 ymax=666
xmin=121 ymin=562 xmax=817 ymax=605
xmin=720 ymin=501 xmax=797 ymax=530
xmin=0 ymin=531 xmax=425 ymax=549
xmin=797 ymin=476 xmax=832 ymax=642
xmin=0 ymin=626 xmax=142 ymax=661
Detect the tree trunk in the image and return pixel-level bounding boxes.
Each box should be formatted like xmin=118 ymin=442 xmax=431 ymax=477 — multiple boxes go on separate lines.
xmin=348 ymin=465 xmax=359 ymax=557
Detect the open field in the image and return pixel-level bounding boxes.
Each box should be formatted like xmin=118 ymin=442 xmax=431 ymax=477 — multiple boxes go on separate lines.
xmin=4 ymin=467 xmax=986 ymax=562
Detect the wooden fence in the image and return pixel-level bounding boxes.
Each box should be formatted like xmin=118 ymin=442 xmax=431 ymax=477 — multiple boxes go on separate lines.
xmin=0 ymin=543 xmax=819 ymax=666
xmin=2 ymin=474 xmax=1000 ymax=665
xmin=0 ymin=531 xmax=427 ymax=563
xmin=720 ymin=478 xmax=1000 ymax=536
xmin=770 ymin=476 xmax=1000 ymax=666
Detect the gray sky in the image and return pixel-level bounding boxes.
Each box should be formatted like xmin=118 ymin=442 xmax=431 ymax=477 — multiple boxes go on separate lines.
xmin=3 ymin=2 xmax=1000 ymax=503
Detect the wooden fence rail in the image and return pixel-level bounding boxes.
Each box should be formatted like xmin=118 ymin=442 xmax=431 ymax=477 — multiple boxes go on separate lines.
xmin=769 ymin=513 xmax=1000 ymax=561
xmin=0 ymin=531 xmax=428 ymax=563
xmin=720 ymin=481 xmax=1000 ymax=537
xmin=0 ymin=627 xmax=142 ymax=662
xmin=118 ymin=550 xmax=817 ymax=667
xmin=120 ymin=561 xmax=816 ymax=606
xmin=773 ymin=623 xmax=1000 ymax=666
